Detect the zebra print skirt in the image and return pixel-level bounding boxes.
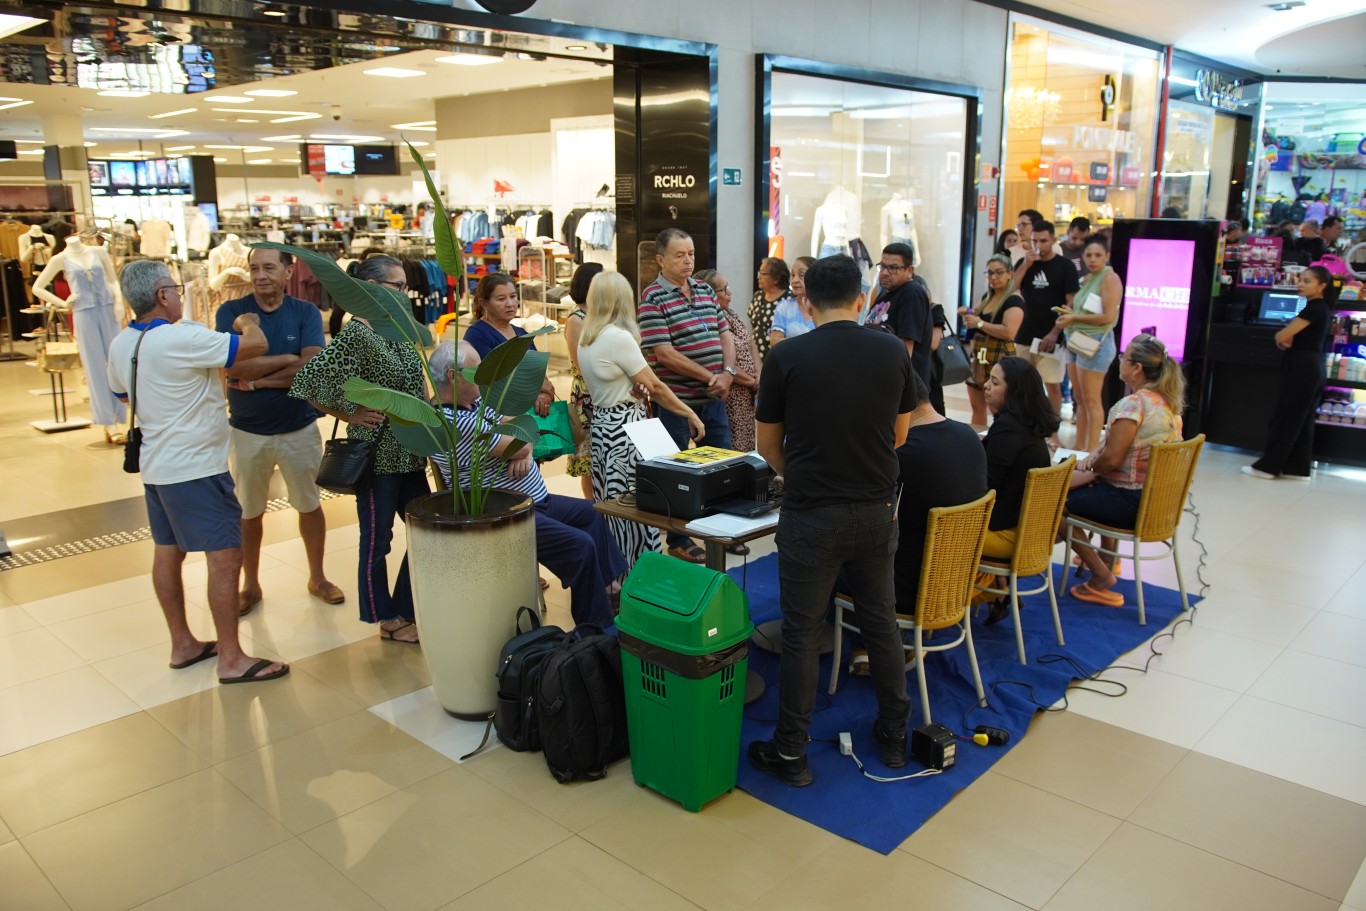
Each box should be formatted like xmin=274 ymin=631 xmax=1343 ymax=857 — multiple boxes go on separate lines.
xmin=590 ymin=399 xmax=660 ymax=567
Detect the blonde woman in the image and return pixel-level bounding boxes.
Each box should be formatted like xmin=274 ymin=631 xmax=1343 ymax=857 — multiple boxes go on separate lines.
xmin=578 ymin=271 xmax=705 ymax=566
xmin=960 ymin=253 xmax=1025 ymax=425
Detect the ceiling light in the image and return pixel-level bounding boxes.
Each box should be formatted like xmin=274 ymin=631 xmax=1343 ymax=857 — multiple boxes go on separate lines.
xmin=363 ymin=67 xmax=426 ymax=78
xmin=247 ymin=159 xmax=273 ymax=164
xmin=262 ymin=9 xmax=287 ymax=16
xmin=97 ymin=90 xmax=149 ymax=98
xmin=0 ymin=98 xmax=33 ymax=111
xmin=235 ymin=119 xmax=260 ymax=123
xmin=165 ymin=145 xmax=195 ymax=151
xmin=148 ymin=108 xmax=197 ymax=119
xmin=406 ymin=141 xmax=429 ymax=147
xmin=1266 ymin=1 xmax=1305 ymax=8
xmin=261 ymin=134 xmax=302 ymax=141
xmin=434 ymin=53 xmax=502 ymax=67
xmin=202 ymin=94 xmax=254 ymax=103
xmin=89 ymin=127 xmax=186 ymax=135
xmin=391 ymin=121 xmax=438 ymax=131
xmin=18 ymin=149 xmax=44 ymax=155
xmin=154 ymin=130 xmax=190 ymax=139
xmin=308 ymin=134 xmax=384 ymax=142
xmin=565 ymin=45 xmax=587 ymax=52
xmin=0 ymin=14 xmax=46 ymax=40
xmin=213 ymin=157 xmax=228 ymax=162
xmin=267 ymin=112 xmax=321 ymax=123
xmin=245 ymin=89 xmax=297 ymax=97
xmin=83 ymin=141 xmax=97 ymax=147
xmin=13 ymin=139 xmax=43 ymax=144
xmin=203 ymin=144 xmax=274 ymax=152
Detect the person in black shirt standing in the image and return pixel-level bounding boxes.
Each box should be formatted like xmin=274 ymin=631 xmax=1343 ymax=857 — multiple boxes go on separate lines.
xmin=1244 ymin=265 xmax=1335 ymax=480
xmin=750 ymin=254 xmax=915 ymax=785
xmin=866 ymin=242 xmax=933 ymax=392
xmin=1012 ymin=219 xmax=1079 ymax=424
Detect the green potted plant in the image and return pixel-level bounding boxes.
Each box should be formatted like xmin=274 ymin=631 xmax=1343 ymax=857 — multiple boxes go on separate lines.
xmin=259 ymin=142 xmax=553 ymax=720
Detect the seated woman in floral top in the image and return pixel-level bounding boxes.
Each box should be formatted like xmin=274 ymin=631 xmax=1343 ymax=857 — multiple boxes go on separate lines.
xmin=1065 ymin=333 xmax=1184 ymax=607
xmin=289 ymin=255 xmax=428 ymax=644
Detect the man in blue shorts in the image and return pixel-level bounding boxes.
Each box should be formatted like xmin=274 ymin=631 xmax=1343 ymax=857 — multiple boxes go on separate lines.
xmin=108 ymin=260 xmax=289 ymax=685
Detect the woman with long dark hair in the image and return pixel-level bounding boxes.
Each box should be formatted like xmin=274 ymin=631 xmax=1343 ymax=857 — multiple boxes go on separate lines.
xmin=979 ymin=356 xmax=1059 ymax=623
xmin=462 ymin=273 xmax=554 ymax=416
xmin=1243 ymin=265 xmax=1335 ymax=481
xmin=961 ymin=254 xmax=1025 ymax=425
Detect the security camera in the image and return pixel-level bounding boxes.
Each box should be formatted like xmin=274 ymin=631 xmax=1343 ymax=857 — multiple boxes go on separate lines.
xmin=330 ymin=104 xmax=341 ymax=122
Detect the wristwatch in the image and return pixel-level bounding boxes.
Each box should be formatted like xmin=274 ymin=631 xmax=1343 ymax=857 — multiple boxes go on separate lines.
xmin=723 ymin=365 xmax=737 ymax=377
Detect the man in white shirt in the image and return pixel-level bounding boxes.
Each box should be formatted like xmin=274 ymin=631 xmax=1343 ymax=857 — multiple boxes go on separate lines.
xmin=108 ymin=260 xmax=289 ymax=685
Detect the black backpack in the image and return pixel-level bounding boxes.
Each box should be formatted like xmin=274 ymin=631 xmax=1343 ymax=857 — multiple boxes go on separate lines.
xmin=537 ymin=628 xmax=630 ymax=783
xmin=490 ymin=607 xmax=567 ymax=753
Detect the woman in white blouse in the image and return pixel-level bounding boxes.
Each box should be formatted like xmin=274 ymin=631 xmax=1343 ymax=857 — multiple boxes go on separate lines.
xmin=578 ymin=271 xmax=704 ymax=566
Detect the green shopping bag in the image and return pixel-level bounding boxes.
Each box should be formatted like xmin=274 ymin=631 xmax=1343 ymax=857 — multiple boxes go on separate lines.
xmin=530 ymin=400 xmax=576 ymax=461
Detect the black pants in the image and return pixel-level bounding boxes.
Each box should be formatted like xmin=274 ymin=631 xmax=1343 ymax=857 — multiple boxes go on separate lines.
xmin=1253 ymin=351 xmax=1323 ymax=478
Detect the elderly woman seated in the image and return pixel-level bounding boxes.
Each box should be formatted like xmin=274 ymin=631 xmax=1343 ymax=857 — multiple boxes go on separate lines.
xmin=1065 ymin=333 xmax=1185 ymax=607
xmin=428 ymin=341 xmax=626 ymax=628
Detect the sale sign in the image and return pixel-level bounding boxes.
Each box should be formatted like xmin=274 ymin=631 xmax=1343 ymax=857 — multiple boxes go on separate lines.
xmin=1120 ymin=238 xmax=1196 ymax=361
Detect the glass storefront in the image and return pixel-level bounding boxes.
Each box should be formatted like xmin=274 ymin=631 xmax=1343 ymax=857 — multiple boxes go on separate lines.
xmin=761 ymin=66 xmax=975 ymax=310
xmin=1001 ymin=17 xmax=1161 ymax=230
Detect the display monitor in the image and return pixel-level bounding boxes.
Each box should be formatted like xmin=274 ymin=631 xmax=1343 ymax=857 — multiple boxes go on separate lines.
xmin=323 ymin=144 xmax=355 ymax=175
xmin=1256 ymin=290 xmax=1307 ymax=325
xmin=135 ymin=160 xmax=154 ymax=188
xmin=88 ymin=161 xmax=109 ymax=186
xmin=1117 ymin=237 xmax=1197 ymax=361
xmin=109 ymin=160 xmax=136 ymax=188
xmin=354 ymin=145 xmax=399 ymax=175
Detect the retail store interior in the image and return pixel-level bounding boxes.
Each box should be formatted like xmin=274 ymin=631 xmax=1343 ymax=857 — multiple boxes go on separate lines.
xmin=1 ymin=3 xmax=1366 ymax=911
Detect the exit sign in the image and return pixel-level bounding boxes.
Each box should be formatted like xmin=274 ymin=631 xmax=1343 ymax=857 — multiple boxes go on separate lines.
xmin=722 ymin=168 xmax=743 ymax=186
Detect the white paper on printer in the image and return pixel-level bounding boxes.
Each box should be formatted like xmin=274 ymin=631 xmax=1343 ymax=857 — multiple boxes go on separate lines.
xmin=623 ymin=417 xmax=679 ymax=461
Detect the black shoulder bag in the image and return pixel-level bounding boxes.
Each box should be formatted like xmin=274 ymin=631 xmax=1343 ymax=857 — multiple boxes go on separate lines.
xmin=122 ymin=330 xmax=149 ymax=474
xmin=316 ymin=416 xmax=384 ymax=495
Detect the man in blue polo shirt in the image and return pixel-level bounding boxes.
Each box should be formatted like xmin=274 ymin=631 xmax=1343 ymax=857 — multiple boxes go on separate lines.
xmin=216 ymin=247 xmax=341 ymax=616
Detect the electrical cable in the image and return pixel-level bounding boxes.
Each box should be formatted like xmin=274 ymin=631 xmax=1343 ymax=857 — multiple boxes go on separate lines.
xmin=848 ymin=749 xmax=943 ymax=782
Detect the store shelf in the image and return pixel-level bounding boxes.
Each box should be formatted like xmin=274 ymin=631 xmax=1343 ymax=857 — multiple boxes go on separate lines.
xmin=1316 ymin=420 xmax=1366 ymax=430
xmin=1325 ymin=377 xmax=1366 ymax=391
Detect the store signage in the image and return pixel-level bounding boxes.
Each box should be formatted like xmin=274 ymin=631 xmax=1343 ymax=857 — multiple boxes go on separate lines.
xmin=988 ymin=196 xmax=998 ymax=221
xmin=1088 ymin=186 xmax=1108 ymax=203
xmin=1100 ymin=75 xmax=1117 ymax=122
xmin=1120 ymin=166 xmax=1141 ymax=186
xmin=1193 ymin=69 xmax=1243 ymax=112
xmin=1089 ymin=161 xmax=1111 ymax=183
xmin=1120 ymin=238 xmax=1196 ymax=360
xmin=307 ymin=144 xmax=327 ymax=179
xmin=1073 ymin=125 xmax=1137 ymax=154
xmin=978 ymin=194 xmax=987 ymax=211
xmin=1358 ymin=137 xmax=1366 ymax=156
xmin=722 ymin=168 xmax=742 ymax=186
xmin=1054 ymin=161 xmax=1075 ymax=183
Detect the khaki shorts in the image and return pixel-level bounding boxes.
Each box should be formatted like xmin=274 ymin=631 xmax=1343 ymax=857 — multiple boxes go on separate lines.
xmin=229 ymin=423 xmax=323 ymax=519
xmin=1015 ymin=343 xmax=1066 ymax=384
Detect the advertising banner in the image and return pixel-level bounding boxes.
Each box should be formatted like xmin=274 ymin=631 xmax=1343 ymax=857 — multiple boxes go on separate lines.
xmin=1120 ymin=238 xmax=1196 ymax=360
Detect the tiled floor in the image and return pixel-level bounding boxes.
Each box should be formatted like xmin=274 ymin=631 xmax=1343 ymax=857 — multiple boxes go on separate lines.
xmin=1 ymin=351 xmax=1365 ymax=911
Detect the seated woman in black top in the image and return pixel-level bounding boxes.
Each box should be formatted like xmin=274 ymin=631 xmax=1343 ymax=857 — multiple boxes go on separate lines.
xmin=981 ymin=356 xmax=1059 ymax=559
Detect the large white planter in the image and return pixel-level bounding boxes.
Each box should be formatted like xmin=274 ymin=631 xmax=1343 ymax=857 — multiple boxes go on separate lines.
xmin=406 ymin=489 xmax=539 ymax=720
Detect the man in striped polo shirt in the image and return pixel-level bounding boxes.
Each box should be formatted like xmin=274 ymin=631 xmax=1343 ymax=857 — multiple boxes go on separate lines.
xmin=638 ymin=227 xmax=737 ymax=563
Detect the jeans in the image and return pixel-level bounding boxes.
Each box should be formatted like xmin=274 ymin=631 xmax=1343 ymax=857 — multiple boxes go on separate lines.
xmin=356 ymin=470 xmax=430 ymax=624
xmin=773 ymin=501 xmax=911 ymax=757
xmin=535 ymin=494 xmax=627 ymax=628
xmin=656 ymin=399 xmax=731 ymax=550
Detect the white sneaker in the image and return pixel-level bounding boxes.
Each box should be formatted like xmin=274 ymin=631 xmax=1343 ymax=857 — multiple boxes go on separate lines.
xmin=1241 ymin=466 xmax=1277 ymax=480
xmin=1282 ymin=473 xmax=1311 ymax=482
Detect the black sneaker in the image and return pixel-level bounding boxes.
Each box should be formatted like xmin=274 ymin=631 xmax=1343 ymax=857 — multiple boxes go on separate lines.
xmin=747 ymin=740 xmax=813 ymax=786
xmin=872 ymin=721 xmax=907 ymax=768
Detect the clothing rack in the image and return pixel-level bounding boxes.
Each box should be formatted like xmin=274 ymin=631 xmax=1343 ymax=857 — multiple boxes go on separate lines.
xmin=0 ymin=256 xmax=28 ymax=361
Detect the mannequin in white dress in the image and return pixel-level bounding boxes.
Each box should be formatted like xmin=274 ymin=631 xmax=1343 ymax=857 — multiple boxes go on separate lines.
xmin=810 ymin=185 xmax=862 ymax=256
xmin=880 ymin=193 xmax=921 ymax=267
xmin=208 ymin=234 xmax=253 ymax=309
xmin=31 ymin=235 xmax=129 ymax=440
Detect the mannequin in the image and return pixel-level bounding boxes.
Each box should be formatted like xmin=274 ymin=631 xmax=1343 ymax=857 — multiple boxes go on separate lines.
xmin=18 ymin=225 xmax=56 ymax=277
xmin=139 ymin=218 xmax=174 ymax=258
xmin=208 ymin=234 xmax=252 ymax=306
xmin=184 ymin=206 xmax=211 ymax=254
xmin=810 ymin=185 xmax=862 ymax=256
xmin=880 ymin=193 xmax=921 ymax=267
xmin=30 ymin=234 xmax=128 ymax=439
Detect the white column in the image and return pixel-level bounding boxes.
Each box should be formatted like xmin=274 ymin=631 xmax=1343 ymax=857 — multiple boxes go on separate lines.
xmin=41 ymin=112 xmax=91 ymax=227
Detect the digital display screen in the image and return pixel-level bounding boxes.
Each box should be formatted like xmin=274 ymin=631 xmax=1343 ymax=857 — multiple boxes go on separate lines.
xmin=135 ymin=161 xmax=154 ymax=188
xmin=109 ymin=161 xmax=137 ymax=188
xmin=88 ymin=161 xmax=109 ymax=186
xmin=324 ymin=144 xmax=355 ymax=175
xmin=1119 ymin=238 xmax=1196 ymax=361
xmin=1257 ymin=291 xmax=1307 ymax=325
xmin=355 ymin=145 xmax=398 ymax=175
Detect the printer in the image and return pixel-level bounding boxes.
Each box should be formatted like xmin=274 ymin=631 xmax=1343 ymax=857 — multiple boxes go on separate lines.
xmin=636 ymin=451 xmax=774 ymax=520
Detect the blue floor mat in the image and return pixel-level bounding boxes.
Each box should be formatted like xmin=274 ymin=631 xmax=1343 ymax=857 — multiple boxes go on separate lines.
xmin=728 ymin=553 xmax=1197 ymax=854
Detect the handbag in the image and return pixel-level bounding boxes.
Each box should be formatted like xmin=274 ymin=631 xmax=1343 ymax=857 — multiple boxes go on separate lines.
xmin=937 ymin=333 xmax=973 ymax=386
xmin=1066 ymin=332 xmax=1103 ymax=359
xmin=122 ymin=330 xmax=149 ymax=474
xmin=531 ymin=400 xmax=577 ymax=461
xmin=316 ymin=417 xmax=381 ymax=495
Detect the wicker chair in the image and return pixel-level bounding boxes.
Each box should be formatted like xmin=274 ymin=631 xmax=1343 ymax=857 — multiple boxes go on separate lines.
xmin=1062 ymin=435 xmax=1204 ymax=625
xmin=976 ymin=456 xmax=1075 ymax=665
xmin=829 ymin=490 xmax=995 ymax=726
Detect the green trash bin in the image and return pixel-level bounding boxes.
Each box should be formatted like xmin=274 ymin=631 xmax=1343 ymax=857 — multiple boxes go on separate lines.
xmin=616 ymin=551 xmax=754 ymax=811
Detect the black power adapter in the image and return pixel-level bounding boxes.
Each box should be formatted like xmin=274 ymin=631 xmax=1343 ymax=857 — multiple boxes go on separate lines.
xmin=911 ymin=723 xmax=957 ymax=770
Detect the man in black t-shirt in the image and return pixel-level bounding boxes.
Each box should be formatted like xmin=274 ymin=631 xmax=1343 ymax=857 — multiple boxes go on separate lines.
xmin=750 ymin=254 xmax=915 ymax=785
xmin=1012 ymin=219 xmax=1079 ymax=419
xmin=866 ymin=242 xmax=933 ymax=392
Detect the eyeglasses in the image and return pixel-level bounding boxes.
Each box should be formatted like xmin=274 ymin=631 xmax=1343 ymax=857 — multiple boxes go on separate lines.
xmin=156 ymin=283 xmax=184 ymax=296
xmin=377 ymin=279 xmax=408 ymax=292
xmin=713 ymin=286 xmax=731 ymax=296
xmin=876 ymin=263 xmax=907 ymax=273
xmin=985 ymin=270 xmax=1009 ymax=277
